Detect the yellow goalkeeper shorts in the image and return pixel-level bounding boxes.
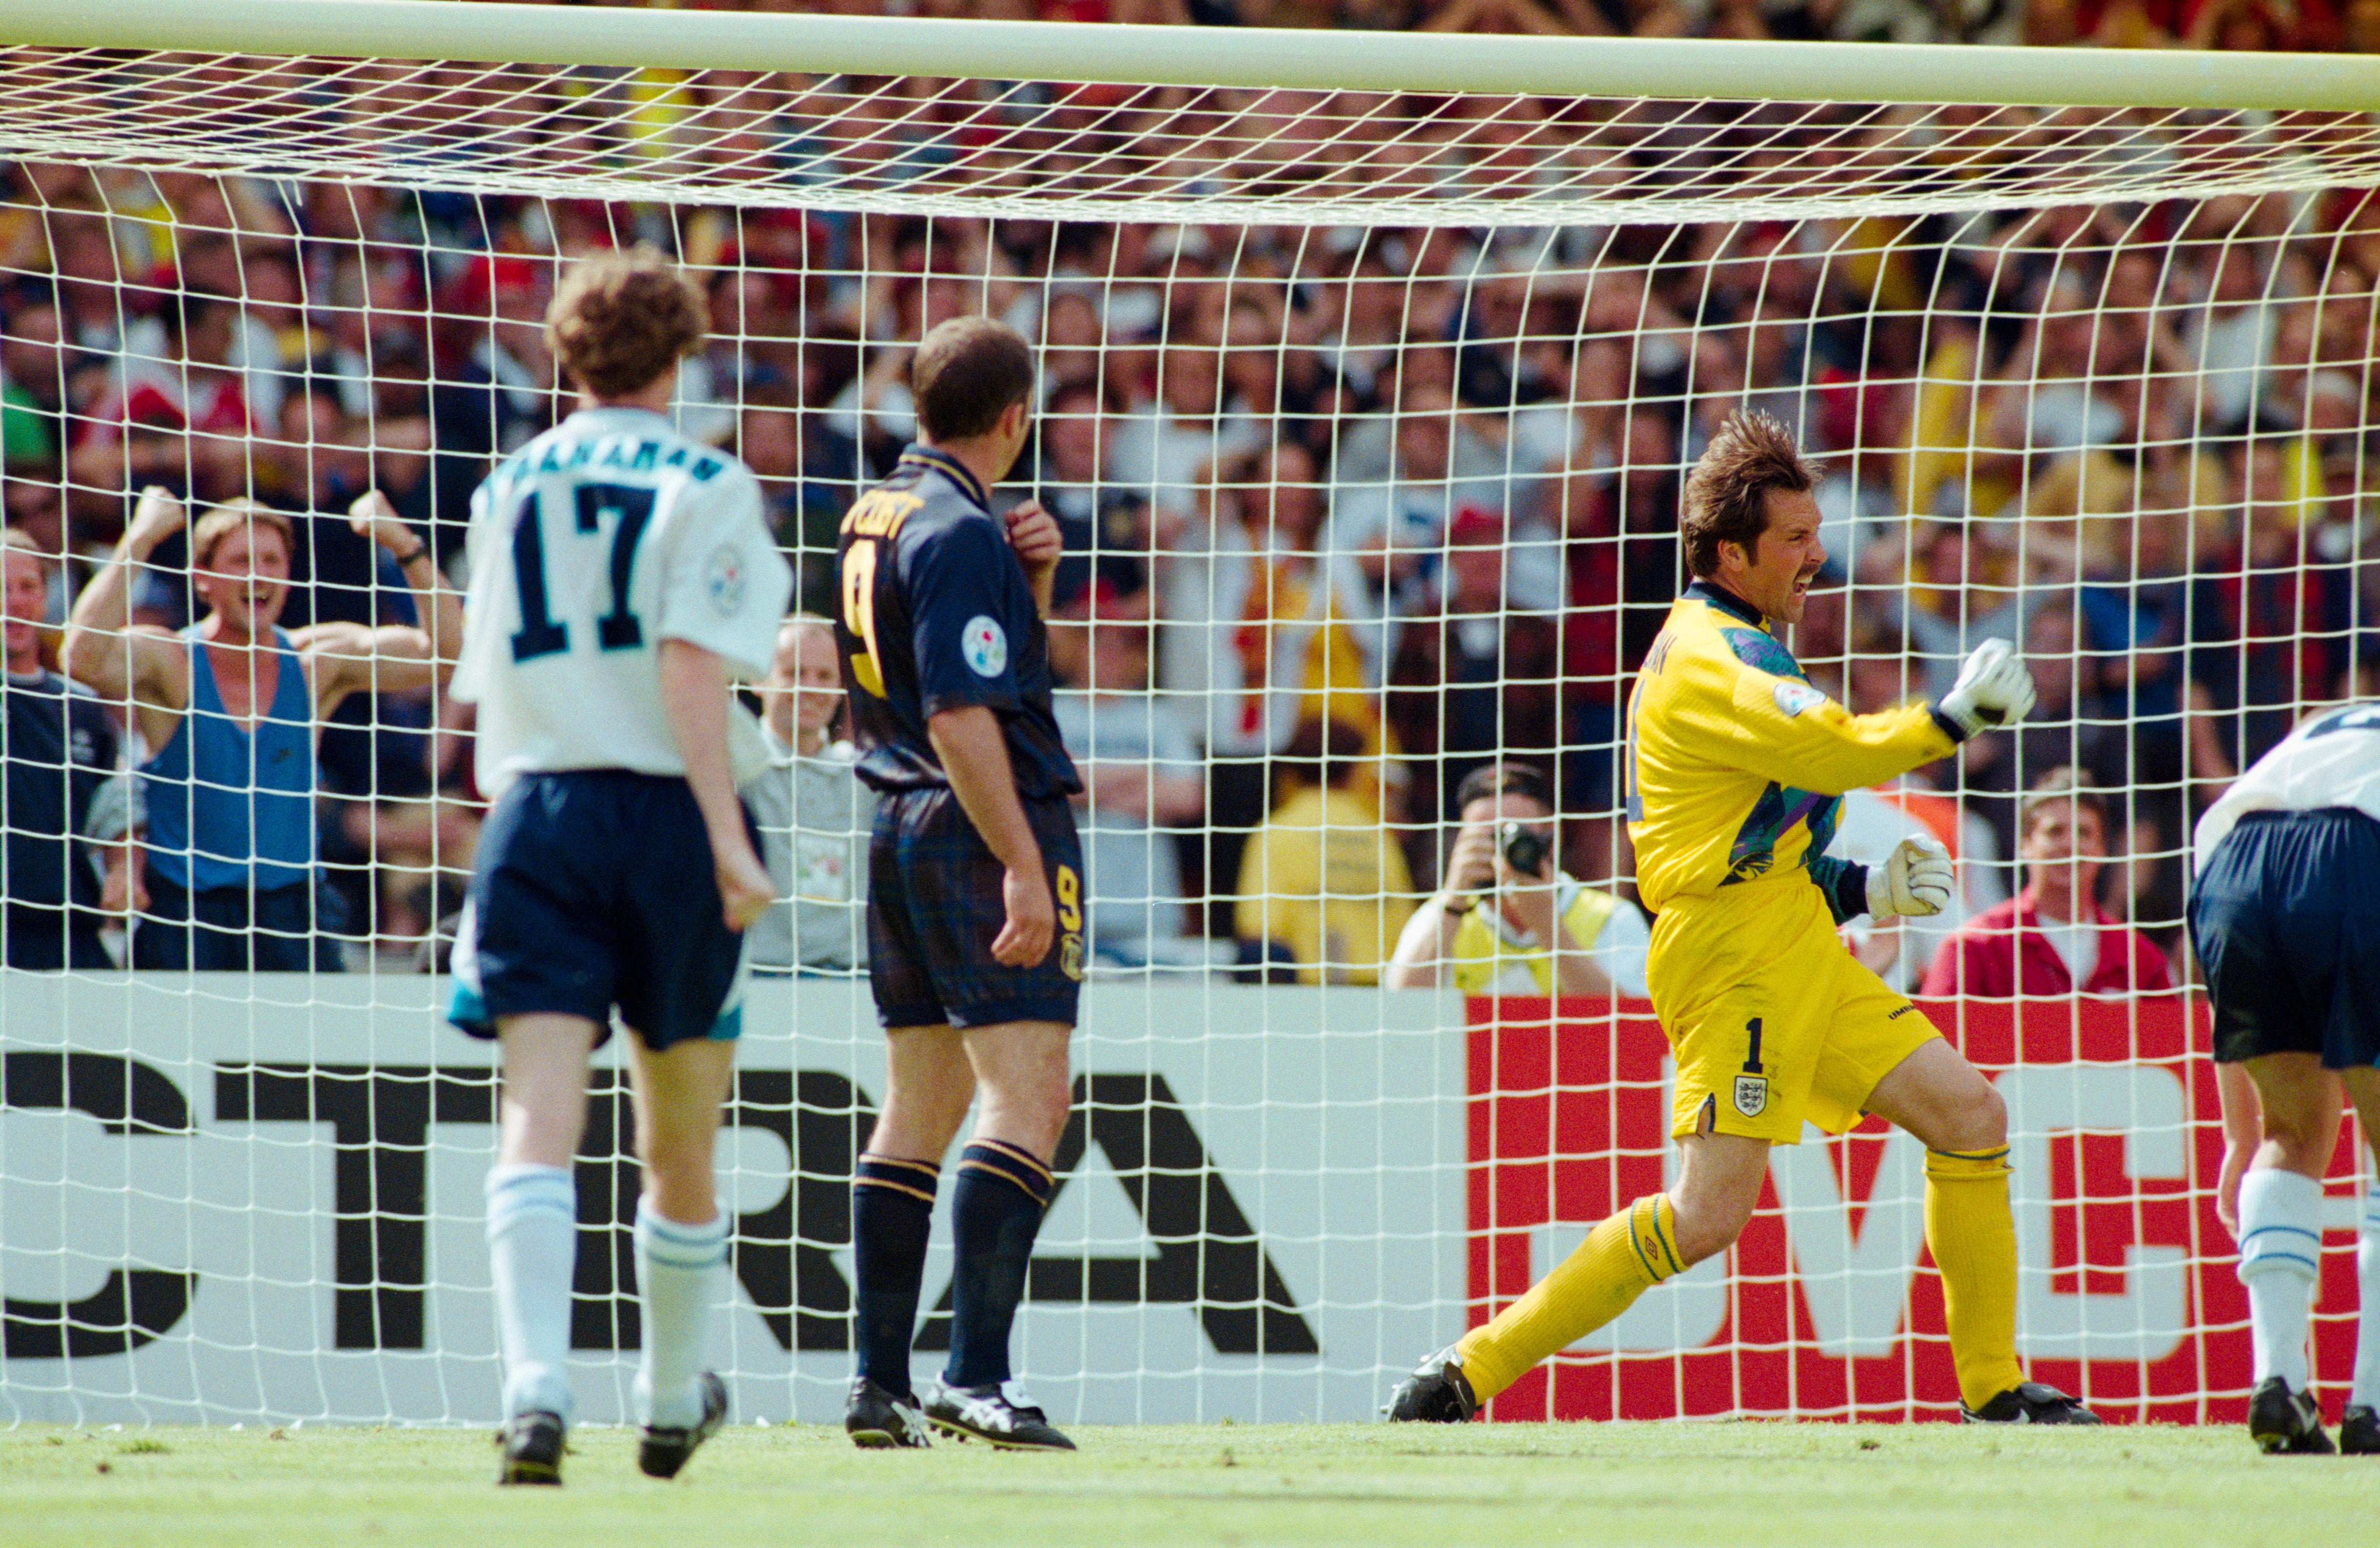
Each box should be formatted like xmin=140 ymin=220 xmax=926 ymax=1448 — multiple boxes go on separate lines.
xmin=1647 ymin=879 xmax=1940 ymax=1144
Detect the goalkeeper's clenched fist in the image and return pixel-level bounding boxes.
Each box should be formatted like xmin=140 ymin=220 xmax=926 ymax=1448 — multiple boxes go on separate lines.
xmin=1865 ymin=834 xmax=1953 ymax=920
xmin=1935 ymin=637 xmax=2037 ymax=738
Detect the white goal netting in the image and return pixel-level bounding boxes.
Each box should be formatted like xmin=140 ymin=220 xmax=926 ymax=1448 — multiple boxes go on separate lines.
xmin=0 ymin=16 xmax=2373 ymax=1426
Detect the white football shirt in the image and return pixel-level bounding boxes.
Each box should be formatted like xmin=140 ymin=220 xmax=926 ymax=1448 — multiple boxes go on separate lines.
xmin=452 ymin=406 xmax=793 ymax=799
xmin=2192 ymin=700 xmax=2380 ymax=874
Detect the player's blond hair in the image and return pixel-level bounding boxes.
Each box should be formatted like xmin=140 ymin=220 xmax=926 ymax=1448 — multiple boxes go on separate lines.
xmin=1680 ymin=411 xmax=1819 ymax=579
xmin=547 ymin=245 xmax=707 ymax=400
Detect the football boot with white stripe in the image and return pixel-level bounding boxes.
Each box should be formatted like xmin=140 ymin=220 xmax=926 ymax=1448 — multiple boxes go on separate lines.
xmin=2339 ymin=1404 xmax=2378 ymax=1455
xmin=2247 ymin=1376 xmax=2335 ymax=1455
xmin=1383 ymin=1346 xmax=1480 ymax=1423
xmin=921 ymin=1376 xmax=1075 ymax=1451
xmin=1959 ymin=1381 xmax=2101 ymax=1425
xmin=846 ymin=1376 xmax=934 ymax=1449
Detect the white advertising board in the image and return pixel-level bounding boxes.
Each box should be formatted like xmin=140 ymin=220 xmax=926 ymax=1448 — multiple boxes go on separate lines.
xmin=0 ymin=972 xmax=1467 ymax=1425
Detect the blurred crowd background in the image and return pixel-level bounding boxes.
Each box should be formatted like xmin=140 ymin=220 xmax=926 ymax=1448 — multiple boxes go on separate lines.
xmin=3 ymin=13 xmax=2378 ymax=982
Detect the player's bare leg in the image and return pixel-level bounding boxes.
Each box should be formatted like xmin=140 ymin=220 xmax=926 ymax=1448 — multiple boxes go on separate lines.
xmin=2341 ymin=1067 xmax=2380 ymax=1455
xmin=2232 ymin=1052 xmax=2345 ymax=1452
xmin=1666 ymin=1128 xmax=1771 ymax=1265
xmin=920 ymin=1019 xmax=1074 ymax=1449
xmin=961 ymin=1019 xmax=1072 ymax=1159
xmin=1394 ymin=1113 xmax=1765 ymax=1420
xmin=622 ymin=1032 xmax=736 ymax=1478
xmin=872 ymin=1025 xmax=978 ymax=1156
xmin=1865 ymin=1037 xmax=2094 ymax=1424
xmin=497 ymin=1014 xmax=600 ymax=1168
xmin=488 ymin=1013 xmax=599 ymax=1484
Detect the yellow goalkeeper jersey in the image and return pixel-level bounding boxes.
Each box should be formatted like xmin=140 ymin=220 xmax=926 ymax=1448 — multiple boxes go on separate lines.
xmin=1625 ymin=581 xmax=1960 ymax=917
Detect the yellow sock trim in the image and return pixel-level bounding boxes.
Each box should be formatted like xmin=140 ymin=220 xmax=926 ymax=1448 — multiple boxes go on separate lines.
xmin=1925 ymin=1148 xmax=2023 ymax=1412
xmin=1455 ymin=1195 xmax=1683 ymax=1405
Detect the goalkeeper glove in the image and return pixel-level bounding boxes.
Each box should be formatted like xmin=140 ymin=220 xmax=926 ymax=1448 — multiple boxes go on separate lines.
xmin=1934 ymin=637 xmax=2038 ymax=739
xmin=1866 ymin=834 xmax=1954 ymax=920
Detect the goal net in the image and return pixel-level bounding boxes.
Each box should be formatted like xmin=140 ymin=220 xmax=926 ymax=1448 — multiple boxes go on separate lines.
xmin=1 ymin=7 xmax=2373 ymax=1427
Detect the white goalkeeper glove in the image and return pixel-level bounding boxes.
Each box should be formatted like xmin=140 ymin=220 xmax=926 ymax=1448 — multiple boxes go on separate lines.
xmin=1866 ymin=834 xmax=1954 ymax=920
xmin=1934 ymin=637 xmax=2038 ymax=739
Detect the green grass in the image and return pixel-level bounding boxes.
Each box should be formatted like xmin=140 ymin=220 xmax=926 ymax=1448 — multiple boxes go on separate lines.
xmin=3 ymin=1420 xmax=2374 ymax=1547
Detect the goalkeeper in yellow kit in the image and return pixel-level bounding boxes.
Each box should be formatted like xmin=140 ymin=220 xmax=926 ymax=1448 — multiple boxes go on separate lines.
xmin=1388 ymin=413 xmax=2099 ymax=1426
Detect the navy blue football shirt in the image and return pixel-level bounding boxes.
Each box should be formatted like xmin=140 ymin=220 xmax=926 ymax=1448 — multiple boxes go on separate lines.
xmin=835 ymin=445 xmax=1082 ymax=799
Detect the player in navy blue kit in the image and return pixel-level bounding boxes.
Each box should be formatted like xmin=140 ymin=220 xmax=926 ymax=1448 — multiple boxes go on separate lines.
xmin=447 ymin=248 xmax=791 ymax=1484
xmin=835 ymin=316 xmax=1085 ymax=1451
xmin=2190 ymin=701 xmax=2380 ymax=1456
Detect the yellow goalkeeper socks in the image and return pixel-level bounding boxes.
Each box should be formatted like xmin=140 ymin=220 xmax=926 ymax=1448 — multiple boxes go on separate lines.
xmin=1925 ymin=1146 xmax=2025 ymax=1412
xmin=1454 ymin=1193 xmax=1686 ymax=1404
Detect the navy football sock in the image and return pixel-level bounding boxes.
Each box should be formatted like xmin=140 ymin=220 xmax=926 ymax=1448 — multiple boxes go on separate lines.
xmin=944 ymin=1140 xmax=1055 ymax=1391
xmin=851 ymin=1153 xmax=940 ymax=1396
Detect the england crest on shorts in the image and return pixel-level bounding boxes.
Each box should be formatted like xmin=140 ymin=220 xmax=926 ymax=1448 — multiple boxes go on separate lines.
xmin=1732 ymin=1072 xmax=1769 ymax=1118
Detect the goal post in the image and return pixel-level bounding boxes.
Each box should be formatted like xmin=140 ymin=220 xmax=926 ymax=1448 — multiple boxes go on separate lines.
xmin=6 ymin=0 xmax=2380 ymax=108
xmin=0 ymin=5 xmax=2372 ymax=1427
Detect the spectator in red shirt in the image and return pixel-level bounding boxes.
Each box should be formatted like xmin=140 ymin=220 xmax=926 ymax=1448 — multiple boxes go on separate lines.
xmin=1921 ymin=769 xmax=2172 ymax=998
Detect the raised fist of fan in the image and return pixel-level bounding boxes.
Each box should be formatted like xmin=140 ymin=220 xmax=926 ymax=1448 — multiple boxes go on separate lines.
xmin=1935 ymin=638 xmax=2038 ymax=738
xmin=1865 ymin=834 xmax=1954 ymax=921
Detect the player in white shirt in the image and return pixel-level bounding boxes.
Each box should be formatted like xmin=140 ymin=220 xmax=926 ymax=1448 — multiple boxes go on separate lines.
xmin=447 ymin=248 xmax=792 ymax=1485
xmin=2189 ymin=701 xmax=2380 ymax=1456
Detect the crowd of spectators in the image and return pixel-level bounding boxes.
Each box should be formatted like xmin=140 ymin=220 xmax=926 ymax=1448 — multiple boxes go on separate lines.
xmin=2 ymin=32 xmax=2378 ymax=984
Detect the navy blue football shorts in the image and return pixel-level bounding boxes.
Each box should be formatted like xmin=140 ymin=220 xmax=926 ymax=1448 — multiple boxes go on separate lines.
xmin=867 ymin=786 xmax=1084 ymax=1031
xmin=2189 ymin=807 xmax=2380 ymax=1069
xmin=449 ymin=769 xmax=753 ymax=1053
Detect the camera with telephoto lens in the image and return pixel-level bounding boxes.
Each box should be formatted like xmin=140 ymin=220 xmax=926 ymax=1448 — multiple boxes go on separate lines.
xmin=1497 ymin=820 xmax=1550 ymax=880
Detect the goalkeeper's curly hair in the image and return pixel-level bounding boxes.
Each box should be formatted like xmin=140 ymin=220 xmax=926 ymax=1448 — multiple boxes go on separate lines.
xmin=546 ymin=244 xmax=707 ymax=400
xmin=1680 ymin=410 xmax=1820 ymax=580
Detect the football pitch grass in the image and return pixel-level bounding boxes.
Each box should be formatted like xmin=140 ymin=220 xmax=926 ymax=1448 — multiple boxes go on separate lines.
xmin=4 ymin=1419 xmax=2374 ymax=1546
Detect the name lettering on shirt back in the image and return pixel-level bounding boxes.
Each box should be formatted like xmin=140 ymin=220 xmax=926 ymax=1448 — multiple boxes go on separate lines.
xmin=842 ymin=490 xmax=923 ymax=538
xmin=527 ymin=433 xmax=722 ymax=482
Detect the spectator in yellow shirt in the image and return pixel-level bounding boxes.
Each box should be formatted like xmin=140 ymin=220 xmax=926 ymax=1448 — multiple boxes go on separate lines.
xmin=1234 ymin=716 xmax=1415 ymax=984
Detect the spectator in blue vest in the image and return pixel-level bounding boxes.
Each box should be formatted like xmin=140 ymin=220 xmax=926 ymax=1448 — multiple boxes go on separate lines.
xmin=63 ymin=487 xmax=461 ymax=970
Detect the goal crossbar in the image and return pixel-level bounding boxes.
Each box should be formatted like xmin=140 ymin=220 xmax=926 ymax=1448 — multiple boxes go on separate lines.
xmin=5 ymin=8 xmax=2380 ymax=226
xmin=4 ymin=0 xmax=2380 ymax=113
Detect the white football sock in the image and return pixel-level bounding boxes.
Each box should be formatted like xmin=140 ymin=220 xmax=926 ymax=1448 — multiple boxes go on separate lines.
xmin=635 ymin=1198 xmax=727 ymax=1430
xmin=2352 ymin=1184 xmax=2380 ymax=1410
xmin=2236 ymin=1167 xmax=2323 ymax=1392
xmin=486 ymin=1162 xmax=578 ymax=1422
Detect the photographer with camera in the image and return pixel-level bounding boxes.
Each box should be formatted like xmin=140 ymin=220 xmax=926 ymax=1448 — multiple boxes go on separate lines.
xmin=1385 ymin=762 xmax=1649 ymax=997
